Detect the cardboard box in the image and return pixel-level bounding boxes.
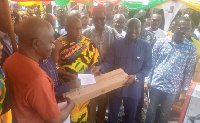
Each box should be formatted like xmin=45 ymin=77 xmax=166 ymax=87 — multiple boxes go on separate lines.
xmin=63 ymin=68 xmax=128 ymax=104
xmin=193 ymin=60 xmax=200 ymax=82
xmin=179 ymin=82 xmax=200 ymax=123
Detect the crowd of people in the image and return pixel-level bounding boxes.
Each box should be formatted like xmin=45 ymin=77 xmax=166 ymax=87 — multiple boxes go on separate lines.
xmin=0 ymin=1 xmax=200 ymax=123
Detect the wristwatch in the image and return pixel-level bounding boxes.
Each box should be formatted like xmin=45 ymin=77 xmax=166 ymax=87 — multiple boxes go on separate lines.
xmin=135 ymin=75 xmax=139 ymax=82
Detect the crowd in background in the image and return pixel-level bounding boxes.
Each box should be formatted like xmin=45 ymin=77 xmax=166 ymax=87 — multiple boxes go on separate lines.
xmin=0 ymin=1 xmax=200 ymax=123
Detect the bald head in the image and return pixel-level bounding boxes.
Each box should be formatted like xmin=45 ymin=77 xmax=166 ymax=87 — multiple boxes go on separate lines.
xmin=114 ymin=14 xmax=125 ymax=21
xmin=65 ymin=16 xmax=82 ymax=42
xmin=44 ymin=13 xmax=56 ymax=29
xmin=65 ymin=16 xmax=81 ymax=29
xmin=69 ymin=10 xmax=81 ymax=19
xmin=113 ymin=14 xmax=125 ymax=33
xmin=17 ymin=17 xmax=55 ymax=60
xmin=126 ymin=18 xmax=141 ymax=40
xmin=151 ymin=13 xmax=162 ymax=20
xmin=127 ymin=18 xmax=141 ymax=27
xmin=17 ymin=17 xmax=53 ymax=43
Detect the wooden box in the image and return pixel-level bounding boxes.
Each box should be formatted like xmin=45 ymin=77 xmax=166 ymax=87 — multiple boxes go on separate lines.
xmin=63 ymin=68 xmax=128 ymax=104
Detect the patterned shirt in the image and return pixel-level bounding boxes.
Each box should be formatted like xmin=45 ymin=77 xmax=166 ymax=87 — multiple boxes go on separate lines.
xmin=39 ymin=57 xmax=70 ymax=98
xmin=148 ymin=36 xmax=197 ymax=94
xmin=140 ymin=29 xmax=157 ymax=47
xmin=0 ymin=67 xmax=11 ymax=117
xmin=0 ymin=31 xmax=18 ymax=66
xmin=146 ymin=28 xmax=167 ymax=40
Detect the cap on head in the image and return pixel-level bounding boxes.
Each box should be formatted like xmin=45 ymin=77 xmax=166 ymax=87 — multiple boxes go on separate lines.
xmin=93 ymin=4 xmax=106 ymax=14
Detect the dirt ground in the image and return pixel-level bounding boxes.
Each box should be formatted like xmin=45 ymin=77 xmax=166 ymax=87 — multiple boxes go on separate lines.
xmin=103 ymin=92 xmax=180 ymax=123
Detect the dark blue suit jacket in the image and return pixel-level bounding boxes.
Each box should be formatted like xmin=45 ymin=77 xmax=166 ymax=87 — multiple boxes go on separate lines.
xmin=100 ymin=37 xmax=152 ymax=99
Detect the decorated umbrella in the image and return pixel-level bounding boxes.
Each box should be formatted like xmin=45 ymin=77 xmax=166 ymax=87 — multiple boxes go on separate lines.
xmin=43 ymin=1 xmax=51 ymax=5
xmin=19 ymin=1 xmax=41 ymax=6
xmin=121 ymin=0 xmax=200 ymax=12
xmin=10 ymin=0 xmax=200 ymax=12
xmin=180 ymin=0 xmax=200 ymax=12
xmin=73 ymin=0 xmax=90 ymax=3
xmin=93 ymin=0 xmax=120 ymax=6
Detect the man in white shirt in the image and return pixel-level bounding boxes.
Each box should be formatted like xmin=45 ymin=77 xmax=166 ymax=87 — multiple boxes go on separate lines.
xmin=194 ymin=22 xmax=200 ymax=41
xmin=113 ymin=14 xmax=126 ymax=37
xmin=146 ymin=13 xmax=167 ymax=40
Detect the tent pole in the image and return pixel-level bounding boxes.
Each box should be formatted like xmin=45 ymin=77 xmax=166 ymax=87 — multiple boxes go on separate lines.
xmin=3 ymin=0 xmax=17 ymax=52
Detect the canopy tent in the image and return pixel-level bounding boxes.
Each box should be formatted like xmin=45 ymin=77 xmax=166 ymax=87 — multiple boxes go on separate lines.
xmin=12 ymin=0 xmax=120 ymax=6
xmin=180 ymin=0 xmax=200 ymax=12
xmin=121 ymin=0 xmax=169 ymax=10
xmin=4 ymin=0 xmax=200 ymax=52
xmin=120 ymin=0 xmax=200 ymax=12
xmin=18 ymin=1 xmax=41 ymax=6
xmin=11 ymin=0 xmax=200 ymax=12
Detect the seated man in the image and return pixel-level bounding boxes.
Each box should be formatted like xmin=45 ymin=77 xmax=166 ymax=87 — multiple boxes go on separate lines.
xmin=3 ymin=17 xmax=75 ymax=123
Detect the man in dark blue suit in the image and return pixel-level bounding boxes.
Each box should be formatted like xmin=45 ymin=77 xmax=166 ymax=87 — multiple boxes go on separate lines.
xmin=91 ymin=18 xmax=152 ymax=123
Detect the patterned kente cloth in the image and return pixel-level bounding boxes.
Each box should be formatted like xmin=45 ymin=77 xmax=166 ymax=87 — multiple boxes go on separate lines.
xmin=57 ymin=35 xmax=99 ymax=123
xmin=0 ymin=67 xmax=12 ymax=123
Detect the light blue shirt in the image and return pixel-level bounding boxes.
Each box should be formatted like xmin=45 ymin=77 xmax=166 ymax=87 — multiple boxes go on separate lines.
xmin=148 ymin=36 xmax=197 ymax=94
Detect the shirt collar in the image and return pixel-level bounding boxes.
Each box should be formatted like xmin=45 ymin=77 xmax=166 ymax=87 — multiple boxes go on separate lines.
xmin=91 ymin=25 xmax=109 ymax=36
xmin=124 ymin=36 xmax=139 ymax=44
xmin=169 ymin=35 xmax=188 ymax=45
